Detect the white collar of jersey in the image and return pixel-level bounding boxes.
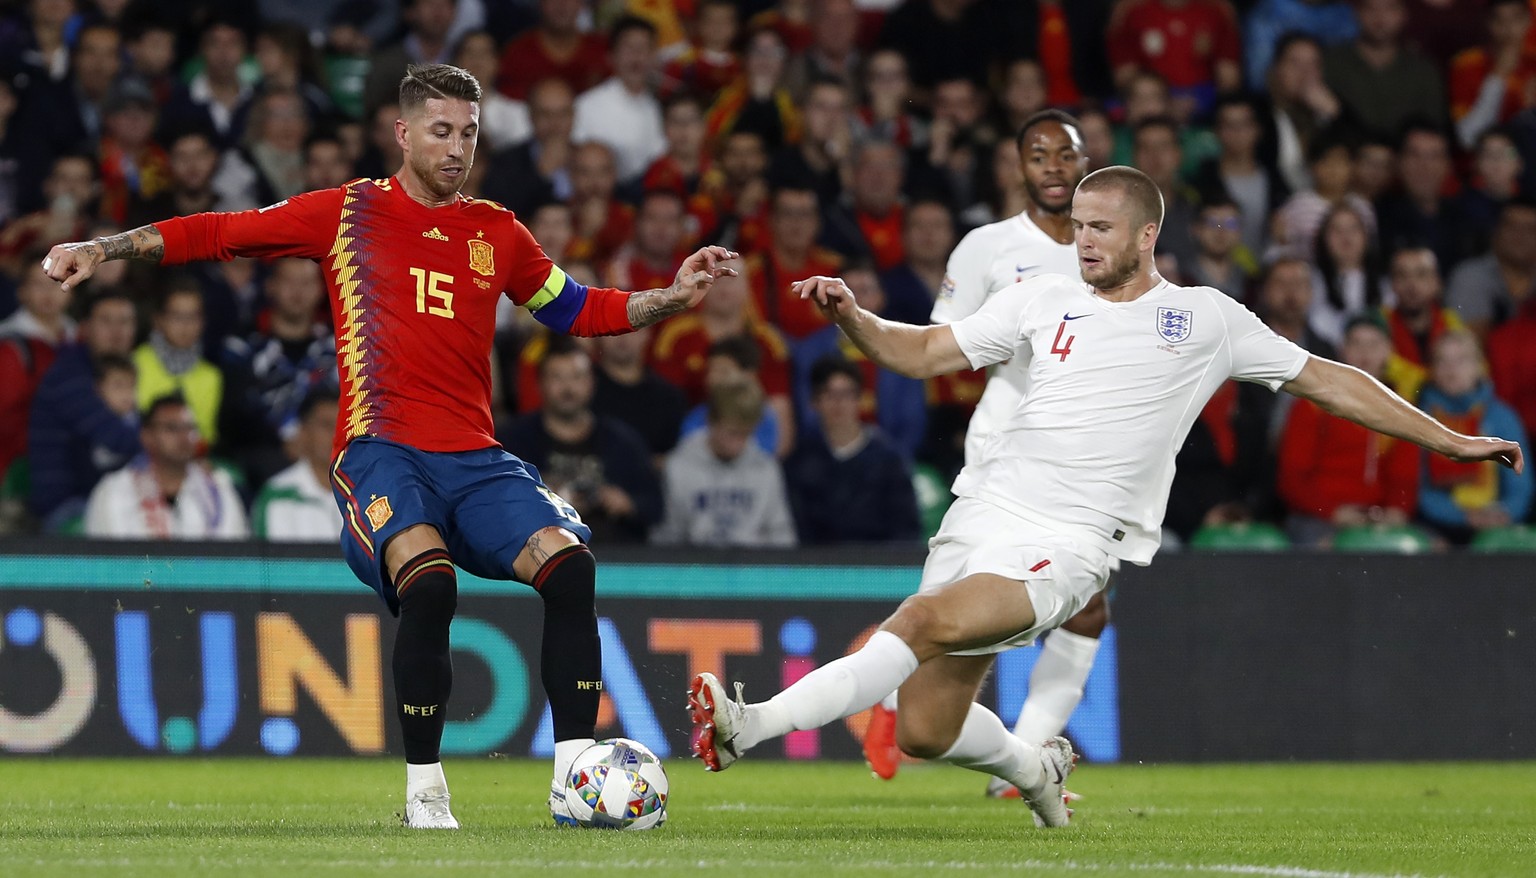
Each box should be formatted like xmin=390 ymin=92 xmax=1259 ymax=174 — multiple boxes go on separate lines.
xmin=1085 ymin=278 xmax=1173 ymax=308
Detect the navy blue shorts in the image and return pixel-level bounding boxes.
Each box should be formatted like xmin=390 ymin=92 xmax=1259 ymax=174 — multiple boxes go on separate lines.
xmin=329 ymin=437 xmax=590 ymax=614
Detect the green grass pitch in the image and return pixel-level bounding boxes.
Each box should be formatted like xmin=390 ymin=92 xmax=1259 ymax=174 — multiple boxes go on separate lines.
xmin=4 ymin=759 xmax=1534 ymax=877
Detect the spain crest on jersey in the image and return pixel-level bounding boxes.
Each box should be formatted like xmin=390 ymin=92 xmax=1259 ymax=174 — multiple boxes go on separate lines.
xmin=1157 ymin=307 xmax=1193 ymax=343
xmin=365 ymin=495 xmax=394 ymax=531
xmin=468 ymin=235 xmax=496 ymax=277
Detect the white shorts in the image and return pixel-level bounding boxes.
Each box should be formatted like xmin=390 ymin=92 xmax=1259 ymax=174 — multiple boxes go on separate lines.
xmin=918 ymin=496 xmax=1112 ymax=655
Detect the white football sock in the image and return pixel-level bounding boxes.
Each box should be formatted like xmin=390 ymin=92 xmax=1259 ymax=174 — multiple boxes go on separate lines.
xmin=940 ymin=702 xmax=1045 ymax=792
xmin=406 ymin=761 xmax=448 ymax=798
xmin=552 ymin=738 xmax=596 ymax=790
xmin=1013 ymin=628 xmax=1100 ymax=744
xmin=740 ymin=630 xmax=919 ymax=751
xmin=879 ymin=691 xmax=899 ymax=711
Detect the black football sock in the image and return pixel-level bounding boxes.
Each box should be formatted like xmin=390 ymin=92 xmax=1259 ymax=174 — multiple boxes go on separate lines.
xmin=392 ymin=548 xmax=457 ymax=765
xmin=534 ymin=545 xmax=601 ymax=742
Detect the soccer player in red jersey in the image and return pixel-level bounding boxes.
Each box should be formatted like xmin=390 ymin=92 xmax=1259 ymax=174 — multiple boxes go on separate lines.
xmin=42 ymin=63 xmax=736 ymax=830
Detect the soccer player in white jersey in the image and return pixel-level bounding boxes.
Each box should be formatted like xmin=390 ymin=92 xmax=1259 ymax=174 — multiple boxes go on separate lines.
xmin=863 ymin=109 xmax=1108 ymax=799
xmin=686 ymin=166 xmax=1522 ymax=828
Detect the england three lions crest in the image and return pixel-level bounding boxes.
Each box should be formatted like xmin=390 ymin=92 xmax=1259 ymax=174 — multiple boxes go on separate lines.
xmin=468 ymin=232 xmax=496 ymax=277
xmin=1157 ymin=307 xmax=1193 ymax=343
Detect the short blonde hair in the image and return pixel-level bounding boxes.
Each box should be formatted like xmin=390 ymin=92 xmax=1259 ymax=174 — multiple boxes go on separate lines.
xmin=1077 ymin=165 xmax=1164 ymax=229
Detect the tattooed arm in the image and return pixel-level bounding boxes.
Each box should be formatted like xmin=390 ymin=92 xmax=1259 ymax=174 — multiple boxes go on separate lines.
xmin=625 ymin=245 xmax=739 ymax=329
xmin=625 ymin=285 xmax=699 ymax=329
xmin=41 ymin=226 xmax=165 ymax=291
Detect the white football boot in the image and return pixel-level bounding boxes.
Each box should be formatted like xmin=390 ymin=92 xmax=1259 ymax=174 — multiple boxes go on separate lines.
xmin=1020 ymin=736 xmax=1077 ymax=828
xmin=687 ymin=672 xmax=746 ymax=771
xmin=549 ymin=781 xmax=579 ymax=827
xmin=402 ymin=787 xmax=460 ymax=830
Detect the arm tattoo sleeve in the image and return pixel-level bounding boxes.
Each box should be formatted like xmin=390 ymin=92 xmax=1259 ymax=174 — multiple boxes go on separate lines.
xmin=94 ymin=225 xmax=165 ymax=263
xmin=624 ymin=286 xmax=690 ymax=329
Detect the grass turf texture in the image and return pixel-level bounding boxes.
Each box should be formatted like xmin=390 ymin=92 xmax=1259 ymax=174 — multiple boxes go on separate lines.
xmin=4 ymin=759 xmax=1533 ymax=877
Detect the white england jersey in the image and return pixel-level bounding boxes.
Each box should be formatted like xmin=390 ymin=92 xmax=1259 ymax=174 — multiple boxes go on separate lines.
xmin=949 ymin=275 xmax=1311 ymax=565
xmin=932 ymin=211 xmax=1079 ymax=465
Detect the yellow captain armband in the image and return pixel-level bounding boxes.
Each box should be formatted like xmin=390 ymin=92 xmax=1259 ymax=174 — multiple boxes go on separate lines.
xmin=526 ymin=265 xmax=568 ymax=313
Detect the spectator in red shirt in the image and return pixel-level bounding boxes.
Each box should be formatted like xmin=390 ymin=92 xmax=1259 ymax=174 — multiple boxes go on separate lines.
xmin=661 ymin=0 xmax=741 ymax=100
xmin=1450 ymin=0 xmax=1536 ymax=148
xmin=853 ymin=49 xmax=927 ymax=150
xmin=566 ymin=142 xmax=634 ymax=268
xmin=0 ymin=254 xmax=75 ymax=474
xmin=1107 ymin=0 xmax=1242 ymax=119
xmin=649 ymin=259 xmax=796 ymax=453
xmin=698 ymin=129 xmax=772 ymax=253
xmin=1382 ymin=245 xmax=1465 ymax=402
xmin=1486 ymin=295 xmax=1536 ymax=440
xmin=748 ymin=0 xmax=815 ymax=56
xmin=747 ymin=185 xmax=843 ymax=340
xmin=844 ymin=141 xmax=907 ymax=271
xmin=606 ymin=190 xmax=689 ymax=292
xmin=497 ymin=0 xmax=610 ymax=100
xmin=97 ymin=80 xmax=170 ymax=226
xmin=644 ymin=94 xmax=711 ymax=205
xmin=1278 ymin=315 xmax=1420 ymax=545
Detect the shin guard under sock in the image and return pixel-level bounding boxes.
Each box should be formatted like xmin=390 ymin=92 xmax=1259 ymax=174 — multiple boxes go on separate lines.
xmin=392 ymin=548 xmax=457 ymax=764
xmin=535 ymin=546 xmax=601 ymax=743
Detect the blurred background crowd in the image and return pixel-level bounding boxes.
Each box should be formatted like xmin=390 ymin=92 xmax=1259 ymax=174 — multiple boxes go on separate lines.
xmin=0 ymin=0 xmax=1533 ymax=553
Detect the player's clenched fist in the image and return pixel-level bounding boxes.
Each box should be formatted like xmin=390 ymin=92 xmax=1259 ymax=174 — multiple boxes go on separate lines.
xmin=793 ymin=275 xmax=859 ymax=322
xmin=41 ymin=241 xmax=105 ymax=291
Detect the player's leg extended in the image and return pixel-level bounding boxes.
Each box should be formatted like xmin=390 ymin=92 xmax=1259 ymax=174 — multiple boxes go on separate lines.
xmin=897 ymin=654 xmax=1075 ymax=826
xmin=690 ymin=571 xmax=1038 ymax=769
xmin=515 ymin=525 xmax=601 ymax=821
xmin=385 ymin=524 xmax=461 ymax=829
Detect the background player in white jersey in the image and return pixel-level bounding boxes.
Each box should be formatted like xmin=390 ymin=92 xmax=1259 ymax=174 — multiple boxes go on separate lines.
xmin=864 ymin=109 xmax=1107 ymax=798
xmin=687 ymin=166 xmax=1522 ymax=829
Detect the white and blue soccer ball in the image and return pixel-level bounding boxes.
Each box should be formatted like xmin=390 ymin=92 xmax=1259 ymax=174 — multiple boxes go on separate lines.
xmin=563 ymin=738 xmax=669 ymax=830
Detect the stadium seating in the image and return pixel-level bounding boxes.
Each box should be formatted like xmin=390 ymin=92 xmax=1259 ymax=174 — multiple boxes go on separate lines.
xmin=1469 ymin=525 xmax=1536 ymax=553
xmin=1188 ymin=521 xmax=1290 ymax=551
xmin=911 ymin=462 xmax=953 ymax=541
xmin=1330 ymin=524 xmax=1436 ymax=553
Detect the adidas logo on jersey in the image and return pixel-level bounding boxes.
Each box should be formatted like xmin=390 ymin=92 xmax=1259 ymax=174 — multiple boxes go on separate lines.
xmin=422 ymin=227 xmax=450 ymax=241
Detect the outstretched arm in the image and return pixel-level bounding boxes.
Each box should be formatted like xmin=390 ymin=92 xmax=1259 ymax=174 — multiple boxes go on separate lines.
xmin=795 ymin=275 xmax=970 ymax=379
xmin=1282 ymin=356 xmax=1524 ymax=472
xmin=42 ymin=191 xmax=340 ymax=291
xmin=42 ymin=226 xmax=165 ymax=290
xmin=552 ymin=245 xmax=740 ymax=337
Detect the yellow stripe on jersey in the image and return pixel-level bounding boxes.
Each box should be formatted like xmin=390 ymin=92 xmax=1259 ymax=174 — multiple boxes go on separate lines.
xmin=526 ymin=265 xmax=568 ymax=313
xmin=329 ymin=181 xmax=375 ymax=441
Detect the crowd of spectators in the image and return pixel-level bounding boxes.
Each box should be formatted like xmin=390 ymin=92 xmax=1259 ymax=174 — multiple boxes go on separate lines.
xmin=0 ymin=0 xmax=1534 ymax=551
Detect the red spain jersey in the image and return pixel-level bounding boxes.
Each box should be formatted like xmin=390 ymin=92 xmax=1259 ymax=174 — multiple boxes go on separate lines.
xmin=855 ymin=206 xmax=905 ymax=272
xmin=154 ymin=176 xmax=634 ymax=456
xmin=745 ymin=248 xmax=842 ymax=340
xmin=1106 ymin=0 xmax=1239 ymax=90
xmin=648 ymin=315 xmax=791 ymax=405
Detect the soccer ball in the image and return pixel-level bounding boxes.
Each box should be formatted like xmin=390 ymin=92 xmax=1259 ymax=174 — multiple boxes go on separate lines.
xmin=563 ymin=738 xmax=669 ymax=830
